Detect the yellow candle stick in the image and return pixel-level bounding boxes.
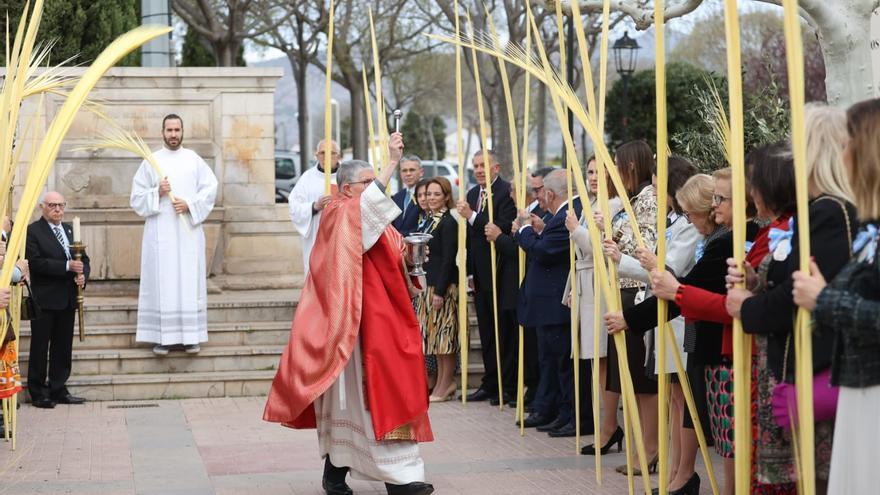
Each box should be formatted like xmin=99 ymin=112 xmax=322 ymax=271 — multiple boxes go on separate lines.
xmin=520 ymin=7 xmax=650 ymax=491
xmin=322 ymin=0 xmax=335 ymax=195
xmin=517 ymin=15 xmax=532 ymax=433
xmin=552 ymin=1 xmax=583 ymax=453
xmin=368 ymin=8 xmax=390 ymax=174
xmin=720 ymin=1 xmax=751 ymax=492
xmin=0 ymin=24 xmax=171 ymax=347
xmin=782 ymin=1 xmax=815 ymax=492
xmin=483 ymin=10 xmax=530 ymax=431
xmin=453 ymin=0 xmax=469 ymax=404
xmin=465 ymin=7 xmax=504 ymax=410
xmin=654 ymin=2 xmax=670 ymax=493
xmin=361 ymin=65 xmax=378 ymax=172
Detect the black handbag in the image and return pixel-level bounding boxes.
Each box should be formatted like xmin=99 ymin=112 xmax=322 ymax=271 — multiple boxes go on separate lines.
xmin=19 ymin=280 xmax=40 ymax=321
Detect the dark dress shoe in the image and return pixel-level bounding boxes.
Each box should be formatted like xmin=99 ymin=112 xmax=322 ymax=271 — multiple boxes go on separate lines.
xmin=31 ymin=398 xmax=56 ymax=409
xmin=54 ymin=394 xmax=86 ymax=405
xmin=385 ymin=481 xmax=434 ymax=495
xmin=466 ymin=388 xmax=491 ymax=402
xmin=322 ymin=457 xmax=352 ymax=495
xmin=547 ymin=421 xmax=577 ymax=438
xmin=536 ymin=416 xmax=566 ymax=432
xmin=521 ymin=412 xmax=553 ymax=428
xmin=489 ymin=392 xmax=512 ymax=406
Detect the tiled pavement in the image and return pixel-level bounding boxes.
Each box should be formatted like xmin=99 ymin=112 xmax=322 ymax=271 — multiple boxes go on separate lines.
xmin=2 ymin=397 xmax=721 ymax=494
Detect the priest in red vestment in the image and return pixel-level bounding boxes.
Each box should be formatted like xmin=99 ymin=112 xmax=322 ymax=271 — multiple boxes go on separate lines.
xmin=264 ymin=133 xmax=434 ymax=495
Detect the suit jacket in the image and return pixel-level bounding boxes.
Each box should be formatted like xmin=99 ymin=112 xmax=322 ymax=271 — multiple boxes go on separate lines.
xmin=741 ymin=195 xmax=858 ymax=381
xmin=494 ymin=205 xmax=547 ymax=311
xmin=516 ymin=201 xmax=582 ymax=328
xmin=26 ymin=217 xmax=91 ymax=311
xmin=391 ymin=188 xmax=420 ymax=237
xmin=422 ymin=211 xmax=458 ymax=296
xmin=465 ymin=178 xmax=517 ymax=295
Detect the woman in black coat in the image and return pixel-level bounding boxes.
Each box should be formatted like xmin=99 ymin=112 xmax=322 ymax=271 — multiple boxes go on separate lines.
xmin=416 ymin=177 xmax=459 ymax=402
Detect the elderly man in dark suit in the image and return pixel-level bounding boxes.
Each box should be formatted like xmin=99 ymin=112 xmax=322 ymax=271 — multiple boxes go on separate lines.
xmin=26 ymin=191 xmax=90 ymax=409
xmin=515 ymin=169 xmax=585 ymax=437
xmin=391 ymin=155 xmax=424 ymax=236
xmin=455 ymin=150 xmax=517 ymax=404
xmin=484 ymin=167 xmax=556 ymax=411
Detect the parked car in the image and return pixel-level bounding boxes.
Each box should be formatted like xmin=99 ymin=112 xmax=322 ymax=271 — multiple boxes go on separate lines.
xmin=276 ymin=151 xmax=304 ymax=202
xmin=419 ymin=160 xmax=474 ymax=197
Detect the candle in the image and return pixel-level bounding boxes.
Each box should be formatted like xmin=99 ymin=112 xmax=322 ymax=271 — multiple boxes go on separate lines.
xmin=73 ymin=216 xmax=81 ymax=242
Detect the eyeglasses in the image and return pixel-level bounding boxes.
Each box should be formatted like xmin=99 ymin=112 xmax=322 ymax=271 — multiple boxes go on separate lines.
xmin=712 ymin=194 xmax=730 ymax=205
xmin=46 ymin=202 xmax=66 ymax=210
xmin=347 ymin=179 xmax=373 ymax=187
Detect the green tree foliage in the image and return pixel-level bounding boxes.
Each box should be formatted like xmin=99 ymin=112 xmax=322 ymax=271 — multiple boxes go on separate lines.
xmin=672 ymin=75 xmax=791 ymax=172
xmin=0 ymin=0 xmax=140 ymax=66
xmin=401 ymin=110 xmax=446 ymax=161
xmin=180 ymin=26 xmax=217 ymax=66
xmin=605 ymin=62 xmax=715 ymax=150
xmin=179 ymin=25 xmax=246 ymax=67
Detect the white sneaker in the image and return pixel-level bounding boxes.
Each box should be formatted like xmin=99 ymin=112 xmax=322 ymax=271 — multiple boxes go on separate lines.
xmin=153 ymin=345 xmax=170 ymax=356
xmin=184 ymin=344 xmax=201 ymax=354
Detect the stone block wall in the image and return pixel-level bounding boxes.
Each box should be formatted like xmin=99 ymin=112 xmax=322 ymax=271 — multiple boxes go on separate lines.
xmin=14 ymin=67 xmax=301 ymax=292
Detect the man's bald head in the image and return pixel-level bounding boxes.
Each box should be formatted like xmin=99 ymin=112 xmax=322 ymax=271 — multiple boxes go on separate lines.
xmin=40 ymin=191 xmax=66 ymax=224
xmin=315 ymin=139 xmax=341 ymax=172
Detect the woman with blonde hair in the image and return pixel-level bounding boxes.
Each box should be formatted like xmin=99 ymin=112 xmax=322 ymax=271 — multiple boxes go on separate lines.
xmin=793 ymin=98 xmax=880 ymax=494
xmin=726 ymin=107 xmax=858 ymax=492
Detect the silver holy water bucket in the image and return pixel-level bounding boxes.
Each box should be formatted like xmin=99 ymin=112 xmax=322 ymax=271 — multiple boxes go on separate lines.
xmin=404 ymin=233 xmax=432 ymax=276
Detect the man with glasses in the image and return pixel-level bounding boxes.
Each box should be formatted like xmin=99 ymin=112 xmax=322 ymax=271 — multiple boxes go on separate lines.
xmin=26 ymin=191 xmax=91 ymax=408
xmin=288 ymin=139 xmax=341 ymax=275
xmin=265 ymin=133 xmax=435 ymax=495
xmin=131 ymin=114 xmax=218 ymax=356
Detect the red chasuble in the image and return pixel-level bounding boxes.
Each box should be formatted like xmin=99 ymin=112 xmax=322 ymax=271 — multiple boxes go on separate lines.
xmin=263 ymin=191 xmax=433 ymax=442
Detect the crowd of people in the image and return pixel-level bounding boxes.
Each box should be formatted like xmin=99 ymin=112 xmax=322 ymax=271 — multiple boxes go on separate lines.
xmin=378 ymin=99 xmax=879 ymax=495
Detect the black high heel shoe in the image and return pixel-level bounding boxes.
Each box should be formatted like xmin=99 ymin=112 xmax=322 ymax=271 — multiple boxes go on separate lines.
xmin=580 ymin=426 xmax=624 ymax=455
xmin=670 ymin=472 xmax=700 ymax=495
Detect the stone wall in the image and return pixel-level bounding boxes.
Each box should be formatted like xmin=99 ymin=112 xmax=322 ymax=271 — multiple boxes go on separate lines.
xmin=15 ymin=67 xmax=302 ymax=293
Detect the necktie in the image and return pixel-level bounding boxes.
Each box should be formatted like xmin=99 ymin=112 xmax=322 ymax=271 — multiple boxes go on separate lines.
xmin=478 ymin=189 xmax=487 ymax=213
xmin=53 ymin=225 xmax=70 ymax=259
xmin=403 ymin=190 xmax=412 ymax=211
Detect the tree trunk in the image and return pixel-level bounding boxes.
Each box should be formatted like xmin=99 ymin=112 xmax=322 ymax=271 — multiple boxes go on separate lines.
xmin=492 ymin=91 xmax=514 ymax=179
xmin=292 ymin=56 xmax=311 ymax=173
xmin=295 ymin=20 xmax=311 ymax=174
xmin=536 ymin=82 xmax=547 ymax=167
xmin=347 ymin=78 xmax=367 ymax=160
xmin=816 ymin=6 xmax=875 ymax=106
xmin=423 ymin=114 xmax=438 ymax=160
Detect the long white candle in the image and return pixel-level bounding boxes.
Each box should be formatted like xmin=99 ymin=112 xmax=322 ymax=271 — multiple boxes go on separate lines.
xmin=73 ymin=216 xmax=80 ymax=242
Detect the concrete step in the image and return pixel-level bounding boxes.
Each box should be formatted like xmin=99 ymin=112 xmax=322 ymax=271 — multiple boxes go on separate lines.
xmin=18 ymin=321 xmax=292 ymax=351
xmin=56 ymin=369 xmax=276 ymax=401
xmin=20 ymin=345 xmax=282 ymax=376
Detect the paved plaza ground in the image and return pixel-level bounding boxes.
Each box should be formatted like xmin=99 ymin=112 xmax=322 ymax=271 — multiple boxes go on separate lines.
xmin=1 ymin=397 xmax=720 ymax=494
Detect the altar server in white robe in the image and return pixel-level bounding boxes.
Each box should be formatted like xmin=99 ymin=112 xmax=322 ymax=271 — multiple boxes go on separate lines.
xmin=287 ymin=139 xmax=340 ymax=274
xmin=131 ymin=114 xmax=218 ymax=356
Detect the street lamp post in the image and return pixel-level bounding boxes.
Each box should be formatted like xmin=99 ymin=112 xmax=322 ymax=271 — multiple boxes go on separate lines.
xmin=613 ymin=31 xmax=641 ymax=143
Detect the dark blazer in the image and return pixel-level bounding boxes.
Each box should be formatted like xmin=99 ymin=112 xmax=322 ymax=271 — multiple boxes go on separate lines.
xmin=392 ymin=188 xmax=420 ymax=236
xmin=465 ymin=178 xmax=517 ymax=294
xmin=516 ymin=201 xmax=582 ymax=328
xmin=741 ymin=195 xmax=858 ymax=382
xmin=26 ymin=217 xmax=91 ymax=311
xmin=814 ymin=220 xmax=880 ymax=388
xmin=423 ymin=211 xmax=458 ymax=296
xmin=623 ymin=227 xmax=735 ymax=366
xmin=493 ymin=205 xmax=547 ymax=311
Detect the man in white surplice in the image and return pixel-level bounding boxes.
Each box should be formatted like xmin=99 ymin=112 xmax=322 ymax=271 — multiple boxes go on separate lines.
xmin=131 ymin=114 xmax=218 ymax=356
xmin=264 ymin=133 xmax=435 ymax=495
xmin=287 ymin=139 xmax=339 ymax=274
